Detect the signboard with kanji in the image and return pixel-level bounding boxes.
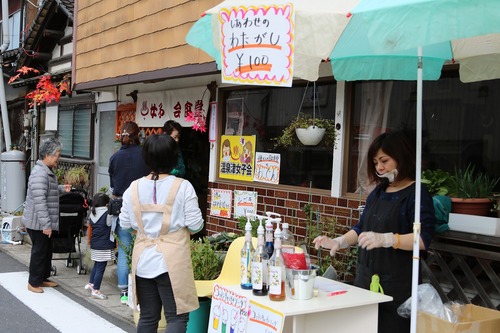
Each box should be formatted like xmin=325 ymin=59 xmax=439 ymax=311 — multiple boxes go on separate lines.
xmin=219 ymin=135 xmax=256 ymax=181
xmin=219 ymin=4 xmax=295 ymax=87
xmin=210 ymin=189 xmax=233 ymax=218
xmin=253 ymin=152 xmax=280 ymax=184
xmin=135 ymin=86 xmax=209 ymax=128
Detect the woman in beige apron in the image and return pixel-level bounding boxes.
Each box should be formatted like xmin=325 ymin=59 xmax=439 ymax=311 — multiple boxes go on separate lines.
xmin=119 ymin=134 xmax=204 ymax=333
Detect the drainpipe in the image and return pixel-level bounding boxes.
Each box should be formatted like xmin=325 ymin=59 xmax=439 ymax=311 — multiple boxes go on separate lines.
xmin=0 ymin=0 xmax=12 ymax=150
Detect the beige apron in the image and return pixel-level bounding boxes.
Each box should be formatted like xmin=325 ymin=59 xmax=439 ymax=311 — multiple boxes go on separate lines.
xmin=130 ymin=177 xmax=199 ymax=315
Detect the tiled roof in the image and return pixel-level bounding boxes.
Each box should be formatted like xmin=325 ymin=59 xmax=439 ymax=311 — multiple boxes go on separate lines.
xmin=56 ymin=0 xmax=74 ymax=19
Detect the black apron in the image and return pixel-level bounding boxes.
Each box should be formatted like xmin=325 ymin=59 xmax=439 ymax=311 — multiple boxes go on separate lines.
xmin=354 ymin=184 xmax=417 ymax=333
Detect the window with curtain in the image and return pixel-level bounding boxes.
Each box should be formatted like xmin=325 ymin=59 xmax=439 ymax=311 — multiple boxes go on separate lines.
xmin=58 ymin=104 xmax=93 ymax=159
xmin=222 ymin=82 xmax=337 ymax=190
xmin=347 ymin=71 xmax=500 ymax=194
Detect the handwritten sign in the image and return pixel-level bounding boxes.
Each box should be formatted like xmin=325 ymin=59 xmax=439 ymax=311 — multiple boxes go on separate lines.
xmin=248 ymin=300 xmax=284 ymax=333
xmin=219 ymin=4 xmax=295 ymax=87
xmin=253 ymin=152 xmax=280 ymax=184
xmin=208 ymin=284 xmax=249 ymax=333
xmin=135 ymin=86 xmax=208 ymax=127
xmin=220 ymin=135 xmax=256 ymax=182
xmin=210 ymin=189 xmax=233 ymax=218
xmin=234 ymin=190 xmax=258 ymax=219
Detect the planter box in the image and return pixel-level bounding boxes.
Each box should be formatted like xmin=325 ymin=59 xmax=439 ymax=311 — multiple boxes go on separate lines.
xmin=417 ymin=304 xmax=500 ymax=333
xmin=448 ymin=213 xmax=500 ymax=236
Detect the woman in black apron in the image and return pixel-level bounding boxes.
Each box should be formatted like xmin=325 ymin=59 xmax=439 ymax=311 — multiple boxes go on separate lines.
xmin=314 ymin=131 xmax=436 ymax=333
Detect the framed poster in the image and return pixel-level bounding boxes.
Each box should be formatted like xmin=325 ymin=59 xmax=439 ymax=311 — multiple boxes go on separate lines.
xmin=225 ymin=98 xmax=244 ymax=135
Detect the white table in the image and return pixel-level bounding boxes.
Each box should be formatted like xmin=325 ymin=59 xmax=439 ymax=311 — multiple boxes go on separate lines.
xmin=222 ymin=277 xmax=392 ymax=333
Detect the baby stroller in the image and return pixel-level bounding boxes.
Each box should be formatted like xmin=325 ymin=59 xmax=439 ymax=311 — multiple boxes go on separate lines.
xmin=51 ymin=189 xmax=89 ymax=276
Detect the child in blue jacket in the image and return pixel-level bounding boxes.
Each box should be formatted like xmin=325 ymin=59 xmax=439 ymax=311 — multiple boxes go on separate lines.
xmin=85 ymin=193 xmax=115 ymax=299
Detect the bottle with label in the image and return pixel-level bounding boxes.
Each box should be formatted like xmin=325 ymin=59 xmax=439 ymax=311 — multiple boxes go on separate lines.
xmin=281 ymin=222 xmax=296 ymax=254
xmin=269 ymin=218 xmax=286 ymax=301
xmin=251 ymin=216 xmax=269 ymax=296
xmin=240 ymin=215 xmax=254 ymax=290
xmin=264 ymin=219 xmax=274 ymax=259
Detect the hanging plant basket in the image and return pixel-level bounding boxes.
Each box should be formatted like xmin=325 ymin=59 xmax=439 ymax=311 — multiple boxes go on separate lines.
xmin=295 ymin=126 xmax=326 ymax=145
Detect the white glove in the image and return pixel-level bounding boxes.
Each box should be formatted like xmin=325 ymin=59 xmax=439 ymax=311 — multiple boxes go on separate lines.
xmin=358 ymin=232 xmax=394 ymax=250
xmin=313 ymin=235 xmax=349 ymax=256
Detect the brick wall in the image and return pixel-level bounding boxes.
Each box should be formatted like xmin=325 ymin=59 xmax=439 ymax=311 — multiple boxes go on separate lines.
xmin=205 ymin=181 xmax=364 ymax=245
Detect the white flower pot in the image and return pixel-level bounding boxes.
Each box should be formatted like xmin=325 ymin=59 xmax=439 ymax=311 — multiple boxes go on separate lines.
xmin=295 ymin=126 xmax=326 ymax=145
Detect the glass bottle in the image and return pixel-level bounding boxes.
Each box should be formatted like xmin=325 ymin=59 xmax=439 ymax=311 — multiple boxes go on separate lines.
xmin=251 ymin=217 xmax=269 ymax=296
xmin=264 ymin=219 xmax=274 ymax=259
xmin=281 ymin=222 xmax=296 ymax=254
xmin=240 ymin=217 xmax=254 ymax=290
xmin=269 ymin=221 xmax=286 ymax=301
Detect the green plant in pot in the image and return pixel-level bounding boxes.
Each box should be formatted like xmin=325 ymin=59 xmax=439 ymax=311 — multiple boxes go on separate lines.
xmin=421 ymin=169 xmax=454 ymax=196
xmin=449 ymin=164 xmax=500 ymax=216
xmin=273 ymin=114 xmax=336 ymax=149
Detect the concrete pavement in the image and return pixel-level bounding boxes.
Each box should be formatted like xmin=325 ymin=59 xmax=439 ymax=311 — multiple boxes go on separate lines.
xmin=0 ymin=233 xmax=135 ymax=327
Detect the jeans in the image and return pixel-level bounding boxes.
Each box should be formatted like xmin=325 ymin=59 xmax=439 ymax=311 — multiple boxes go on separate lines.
xmin=136 ymin=273 xmax=189 ymax=333
xmin=89 ymin=261 xmax=107 ymax=290
xmin=116 ymin=219 xmax=132 ymax=290
xmin=27 ymin=229 xmax=53 ymax=287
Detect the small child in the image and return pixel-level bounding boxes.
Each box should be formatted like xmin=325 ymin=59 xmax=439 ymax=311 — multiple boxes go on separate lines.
xmin=84 ymin=193 xmax=115 ymax=300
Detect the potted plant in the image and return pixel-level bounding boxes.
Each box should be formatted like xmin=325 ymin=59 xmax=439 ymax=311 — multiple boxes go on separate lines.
xmin=448 ymin=164 xmax=500 ymax=216
xmin=421 ymin=169 xmax=454 ymax=196
xmin=64 ymin=166 xmax=90 ymax=188
xmin=189 ymin=238 xmax=224 ymax=333
xmin=273 ymin=114 xmax=336 ymax=149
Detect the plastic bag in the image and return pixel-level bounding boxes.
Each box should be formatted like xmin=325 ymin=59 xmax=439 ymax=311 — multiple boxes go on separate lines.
xmin=397 ymin=283 xmax=445 ymax=319
xmin=282 ymin=252 xmax=308 ymax=269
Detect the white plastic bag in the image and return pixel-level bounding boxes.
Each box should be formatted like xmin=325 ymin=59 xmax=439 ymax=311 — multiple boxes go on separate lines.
xmin=397 ymin=283 xmax=445 ymax=319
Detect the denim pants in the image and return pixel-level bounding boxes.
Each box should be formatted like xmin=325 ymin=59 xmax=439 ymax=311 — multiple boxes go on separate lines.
xmin=116 ymin=219 xmax=132 ymax=290
xmin=27 ymin=229 xmax=53 ymax=287
xmin=89 ymin=260 xmax=107 ymax=290
xmin=136 ymin=272 xmax=189 ymax=333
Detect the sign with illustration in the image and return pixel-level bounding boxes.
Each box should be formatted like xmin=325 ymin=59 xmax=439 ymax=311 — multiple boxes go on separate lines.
xmin=225 ymin=98 xmax=244 ymax=135
xmin=208 ymin=284 xmax=249 ymax=333
xmin=220 ymin=135 xmax=256 ymax=182
xmin=208 ymin=284 xmax=284 ymax=333
xmin=253 ymin=152 xmax=280 ymax=184
xmin=234 ymin=191 xmax=258 ymax=219
xmin=219 ymin=4 xmax=295 ymax=87
xmin=210 ymin=189 xmax=233 ymax=218
xmin=135 ymin=86 xmax=209 ymax=128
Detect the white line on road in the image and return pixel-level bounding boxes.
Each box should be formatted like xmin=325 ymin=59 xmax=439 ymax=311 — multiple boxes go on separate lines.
xmin=0 ymin=271 xmax=126 ymax=333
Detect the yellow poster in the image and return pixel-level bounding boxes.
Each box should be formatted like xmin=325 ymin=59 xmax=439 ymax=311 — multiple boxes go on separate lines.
xmin=220 ymin=135 xmax=256 ymax=181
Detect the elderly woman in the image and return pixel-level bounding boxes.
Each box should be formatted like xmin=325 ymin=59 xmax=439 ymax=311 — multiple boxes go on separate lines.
xmin=22 ymin=138 xmax=71 ymax=293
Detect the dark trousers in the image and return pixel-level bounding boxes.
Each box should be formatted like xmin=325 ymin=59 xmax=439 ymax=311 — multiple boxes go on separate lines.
xmin=136 ymin=272 xmax=190 ymax=333
xmin=27 ymin=228 xmax=53 ymax=287
xmin=89 ymin=261 xmax=107 ymax=290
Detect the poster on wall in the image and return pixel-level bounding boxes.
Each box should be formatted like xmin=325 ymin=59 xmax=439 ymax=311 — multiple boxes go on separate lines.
xmin=225 ymin=98 xmax=244 ymax=135
xmin=234 ymin=191 xmax=258 ymax=219
xmin=219 ymin=4 xmax=295 ymax=87
xmin=210 ymin=189 xmax=232 ymax=218
xmin=253 ymin=152 xmax=281 ymax=184
xmin=135 ymin=86 xmax=209 ymax=128
xmin=219 ymin=135 xmax=256 ymax=182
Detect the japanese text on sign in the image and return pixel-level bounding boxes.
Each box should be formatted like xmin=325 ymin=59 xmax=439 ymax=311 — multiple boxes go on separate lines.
xmin=135 ymin=87 xmax=208 ymax=128
xmin=220 ymin=135 xmax=256 ymax=182
xmin=220 ymin=4 xmax=295 ymax=87
xmin=254 ymin=152 xmax=280 ymax=184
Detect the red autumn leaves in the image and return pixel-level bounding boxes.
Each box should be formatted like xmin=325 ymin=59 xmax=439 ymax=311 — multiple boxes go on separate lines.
xmin=8 ymin=66 xmax=71 ymax=107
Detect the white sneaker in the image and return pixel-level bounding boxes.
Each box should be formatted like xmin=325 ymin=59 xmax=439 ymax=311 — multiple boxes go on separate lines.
xmin=91 ymin=290 xmax=108 ymax=300
xmin=84 ymin=283 xmax=94 ymax=293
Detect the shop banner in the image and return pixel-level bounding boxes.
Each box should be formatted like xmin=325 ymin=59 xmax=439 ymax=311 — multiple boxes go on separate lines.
xmin=219 ymin=4 xmax=295 ymax=87
xmin=210 ymin=189 xmax=233 ymax=218
xmin=220 ymin=135 xmax=256 ymax=181
xmin=234 ymin=190 xmax=258 ymax=219
xmin=135 ymin=86 xmax=209 ymax=127
xmin=253 ymin=152 xmax=280 ymax=184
